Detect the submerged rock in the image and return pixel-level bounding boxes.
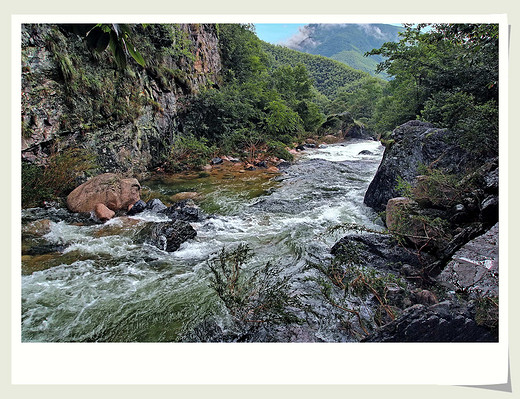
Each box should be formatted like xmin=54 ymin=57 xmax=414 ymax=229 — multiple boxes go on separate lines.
xmin=145 ymin=220 xmax=197 ymax=252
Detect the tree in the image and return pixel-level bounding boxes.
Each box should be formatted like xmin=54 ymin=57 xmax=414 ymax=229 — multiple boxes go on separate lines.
xmin=365 ymin=23 xmax=498 ymax=153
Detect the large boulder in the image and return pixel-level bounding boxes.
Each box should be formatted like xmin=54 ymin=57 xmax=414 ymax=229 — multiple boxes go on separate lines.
xmin=67 ymin=173 xmax=141 ymax=213
xmin=364 ymin=121 xmax=470 ymax=212
xmin=331 ymin=231 xmax=434 ymax=273
xmin=437 ymin=223 xmax=499 ymax=299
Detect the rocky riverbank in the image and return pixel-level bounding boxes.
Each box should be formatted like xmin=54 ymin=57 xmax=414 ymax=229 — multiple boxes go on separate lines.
xmin=332 ymin=120 xmax=499 ymax=342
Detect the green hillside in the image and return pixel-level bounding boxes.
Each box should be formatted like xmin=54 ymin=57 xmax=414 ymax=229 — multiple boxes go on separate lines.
xmin=261 ymin=41 xmax=372 ymax=99
xmin=282 ymin=23 xmax=401 ymax=79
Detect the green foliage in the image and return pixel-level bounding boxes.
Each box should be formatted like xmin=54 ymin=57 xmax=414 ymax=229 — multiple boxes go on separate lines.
xmin=367 ymin=23 xmax=498 ymax=145
xmin=264 ymin=100 xmax=303 ymax=136
xmin=207 ymin=244 xmax=302 ymax=326
xmin=325 ymin=75 xmax=385 ymax=131
xmin=168 ymin=134 xmax=215 ymax=171
xmin=421 ymin=92 xmax=498 ymax=157
xmin=262 ymin=41 xmax=368 ymax=99
xmin=266 ymin=140 xmax=294 ymax=162
xmin=22 ymin=147 xmax=98 ymax=208
xmin=217 ymin=24 xmax=269 ymax=84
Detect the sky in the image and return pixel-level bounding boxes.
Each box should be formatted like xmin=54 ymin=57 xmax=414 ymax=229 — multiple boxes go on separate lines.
xmin=254 ymin=23 xmax=404 ymax=45
xmin=254 ymin=23 xmax=307 ymax=45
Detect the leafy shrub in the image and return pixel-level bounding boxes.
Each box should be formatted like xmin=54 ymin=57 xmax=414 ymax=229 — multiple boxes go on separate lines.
xmin=168 ymin=134 xmax=215 ymax=171
xmin=207 ymin=244 xmax=301 ymax=326
xmin=264 ymin=100 xmax=304 ymax=137
xmin=266 ymin=140 xmax=294 ymax=162
xmin=421 ymin=91 xmax=498 ymax=157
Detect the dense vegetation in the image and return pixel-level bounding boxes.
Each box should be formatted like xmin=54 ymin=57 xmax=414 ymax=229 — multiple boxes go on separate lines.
xmin=21 ymin=23 xmax=499 ymax=207
xmin=368 ymin=23 xmax=499 ymax=156
xmin=174 ymin=24 xmax=331 ymax=170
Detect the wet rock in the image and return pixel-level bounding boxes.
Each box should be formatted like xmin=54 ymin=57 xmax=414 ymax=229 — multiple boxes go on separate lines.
xmin=159 ymin=199 xmax=206 ymax=222
xmin=24 ymin=243 xmax=67 ymax=256
xmin=437 ymin=224 xmax=498 ymax=299
xmin=145 ymin=198 xmax=167 ymax=213
xmin=127 ymin=199 xmax=147 ymax=216
xmin=364 ymin=121 xmax=471 ymax=212
xmin=94 ymin=203 xmax=115 ymax=222
xmin=211 ymin=157 xmax=223 ymax=165
xmin=410 ymin=289 xmax=438 ymax=306
xmin=480 ymin=195 xmax=498 ymax=226
xmin=254 ymin=160 xmax=268 ymax=168
xmin=145 ymin=220 xmax=197 ymax=252
xmin=67 ymin=173 xmax=141 ymax=213
xmin=358 ymin=150 xmax=373 ymax=155
xmin=277 ymin=161 xmax=291 ymax=169
xmin=331 ymin=232 xmax=434 ymax=273
xmin=22 ymin=219 xmax=52 ymax=236
xmin=362 ymin=300 xmax=497 ymax=342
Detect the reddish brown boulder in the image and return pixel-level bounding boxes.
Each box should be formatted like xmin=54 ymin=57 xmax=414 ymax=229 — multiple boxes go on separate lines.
xmin=67 ymin=173 xmax=141 ymax=213
xmin=94 ymin=203 xmax=115 ymax=221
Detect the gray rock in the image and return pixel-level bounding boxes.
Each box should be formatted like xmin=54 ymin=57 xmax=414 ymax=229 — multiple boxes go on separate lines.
xmin=364 ymin=121 xmax=471 ymax=212
xmin=159 ymin=199 xmax=206 ymax=222
xmin=145 ymin=198 xmax=167 ymax=213
xmin=362 ymin=300 xmax=497 ymax=342
xmin=331 ymin=232 xmax=434 ymax=273
xmin=144 ymin=219 xmax=197 ymax=252
xmin=437 ymin=224 xmax=499 ymax=299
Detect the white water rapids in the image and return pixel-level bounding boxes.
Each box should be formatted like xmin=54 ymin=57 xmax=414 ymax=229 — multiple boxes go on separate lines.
xmin=21 ymin=139 xmax=384 ymax=342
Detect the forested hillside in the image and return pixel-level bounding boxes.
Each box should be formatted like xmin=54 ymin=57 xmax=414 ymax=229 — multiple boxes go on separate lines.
xmin=283 ymin=23 xmax=401 ymax=78
xmin=261 ymin=41 xmax=370 ymax=98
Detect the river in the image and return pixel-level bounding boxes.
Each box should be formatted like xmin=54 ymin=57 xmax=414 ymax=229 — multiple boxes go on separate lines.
xmin=21 ymin=139 xmax=384 ymax=342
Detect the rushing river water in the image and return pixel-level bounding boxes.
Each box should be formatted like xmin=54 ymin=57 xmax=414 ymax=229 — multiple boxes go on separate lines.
xmin=21 ymin=139 xmax=384 ymax=342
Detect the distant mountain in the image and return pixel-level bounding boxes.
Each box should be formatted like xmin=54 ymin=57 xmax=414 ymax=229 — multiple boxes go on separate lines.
xmin=281 ymin=23 xmax=402 ymax=79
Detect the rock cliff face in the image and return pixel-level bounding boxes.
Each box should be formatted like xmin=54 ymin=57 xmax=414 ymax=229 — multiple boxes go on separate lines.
xmin=21 ymin=23 xmax=222 ymax=175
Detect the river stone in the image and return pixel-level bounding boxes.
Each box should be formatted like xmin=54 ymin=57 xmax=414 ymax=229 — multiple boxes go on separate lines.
xmin=67 ymin=173 xmax=141 ymax=213
xmin=127 ymin=199 xmax=147 ymax=216
xmin=159 ymin=199 xmax=206 ymax=222
xmin=436 ymin=223 xmax=498 ymax=299
xmin=331 ymin=231 xmax=434 ymax=273
xmin=22 ymin=219 xmax=52 ymax=236
xmin=147 ymin=220 xmax=197 ymax=252
xmin=145 ymin=198 xmax=167 ymax=213
xmin=364 ymin=121 xmax=471 ymax=212
xmin=362 ymin=300 xmax=497 ymax=342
